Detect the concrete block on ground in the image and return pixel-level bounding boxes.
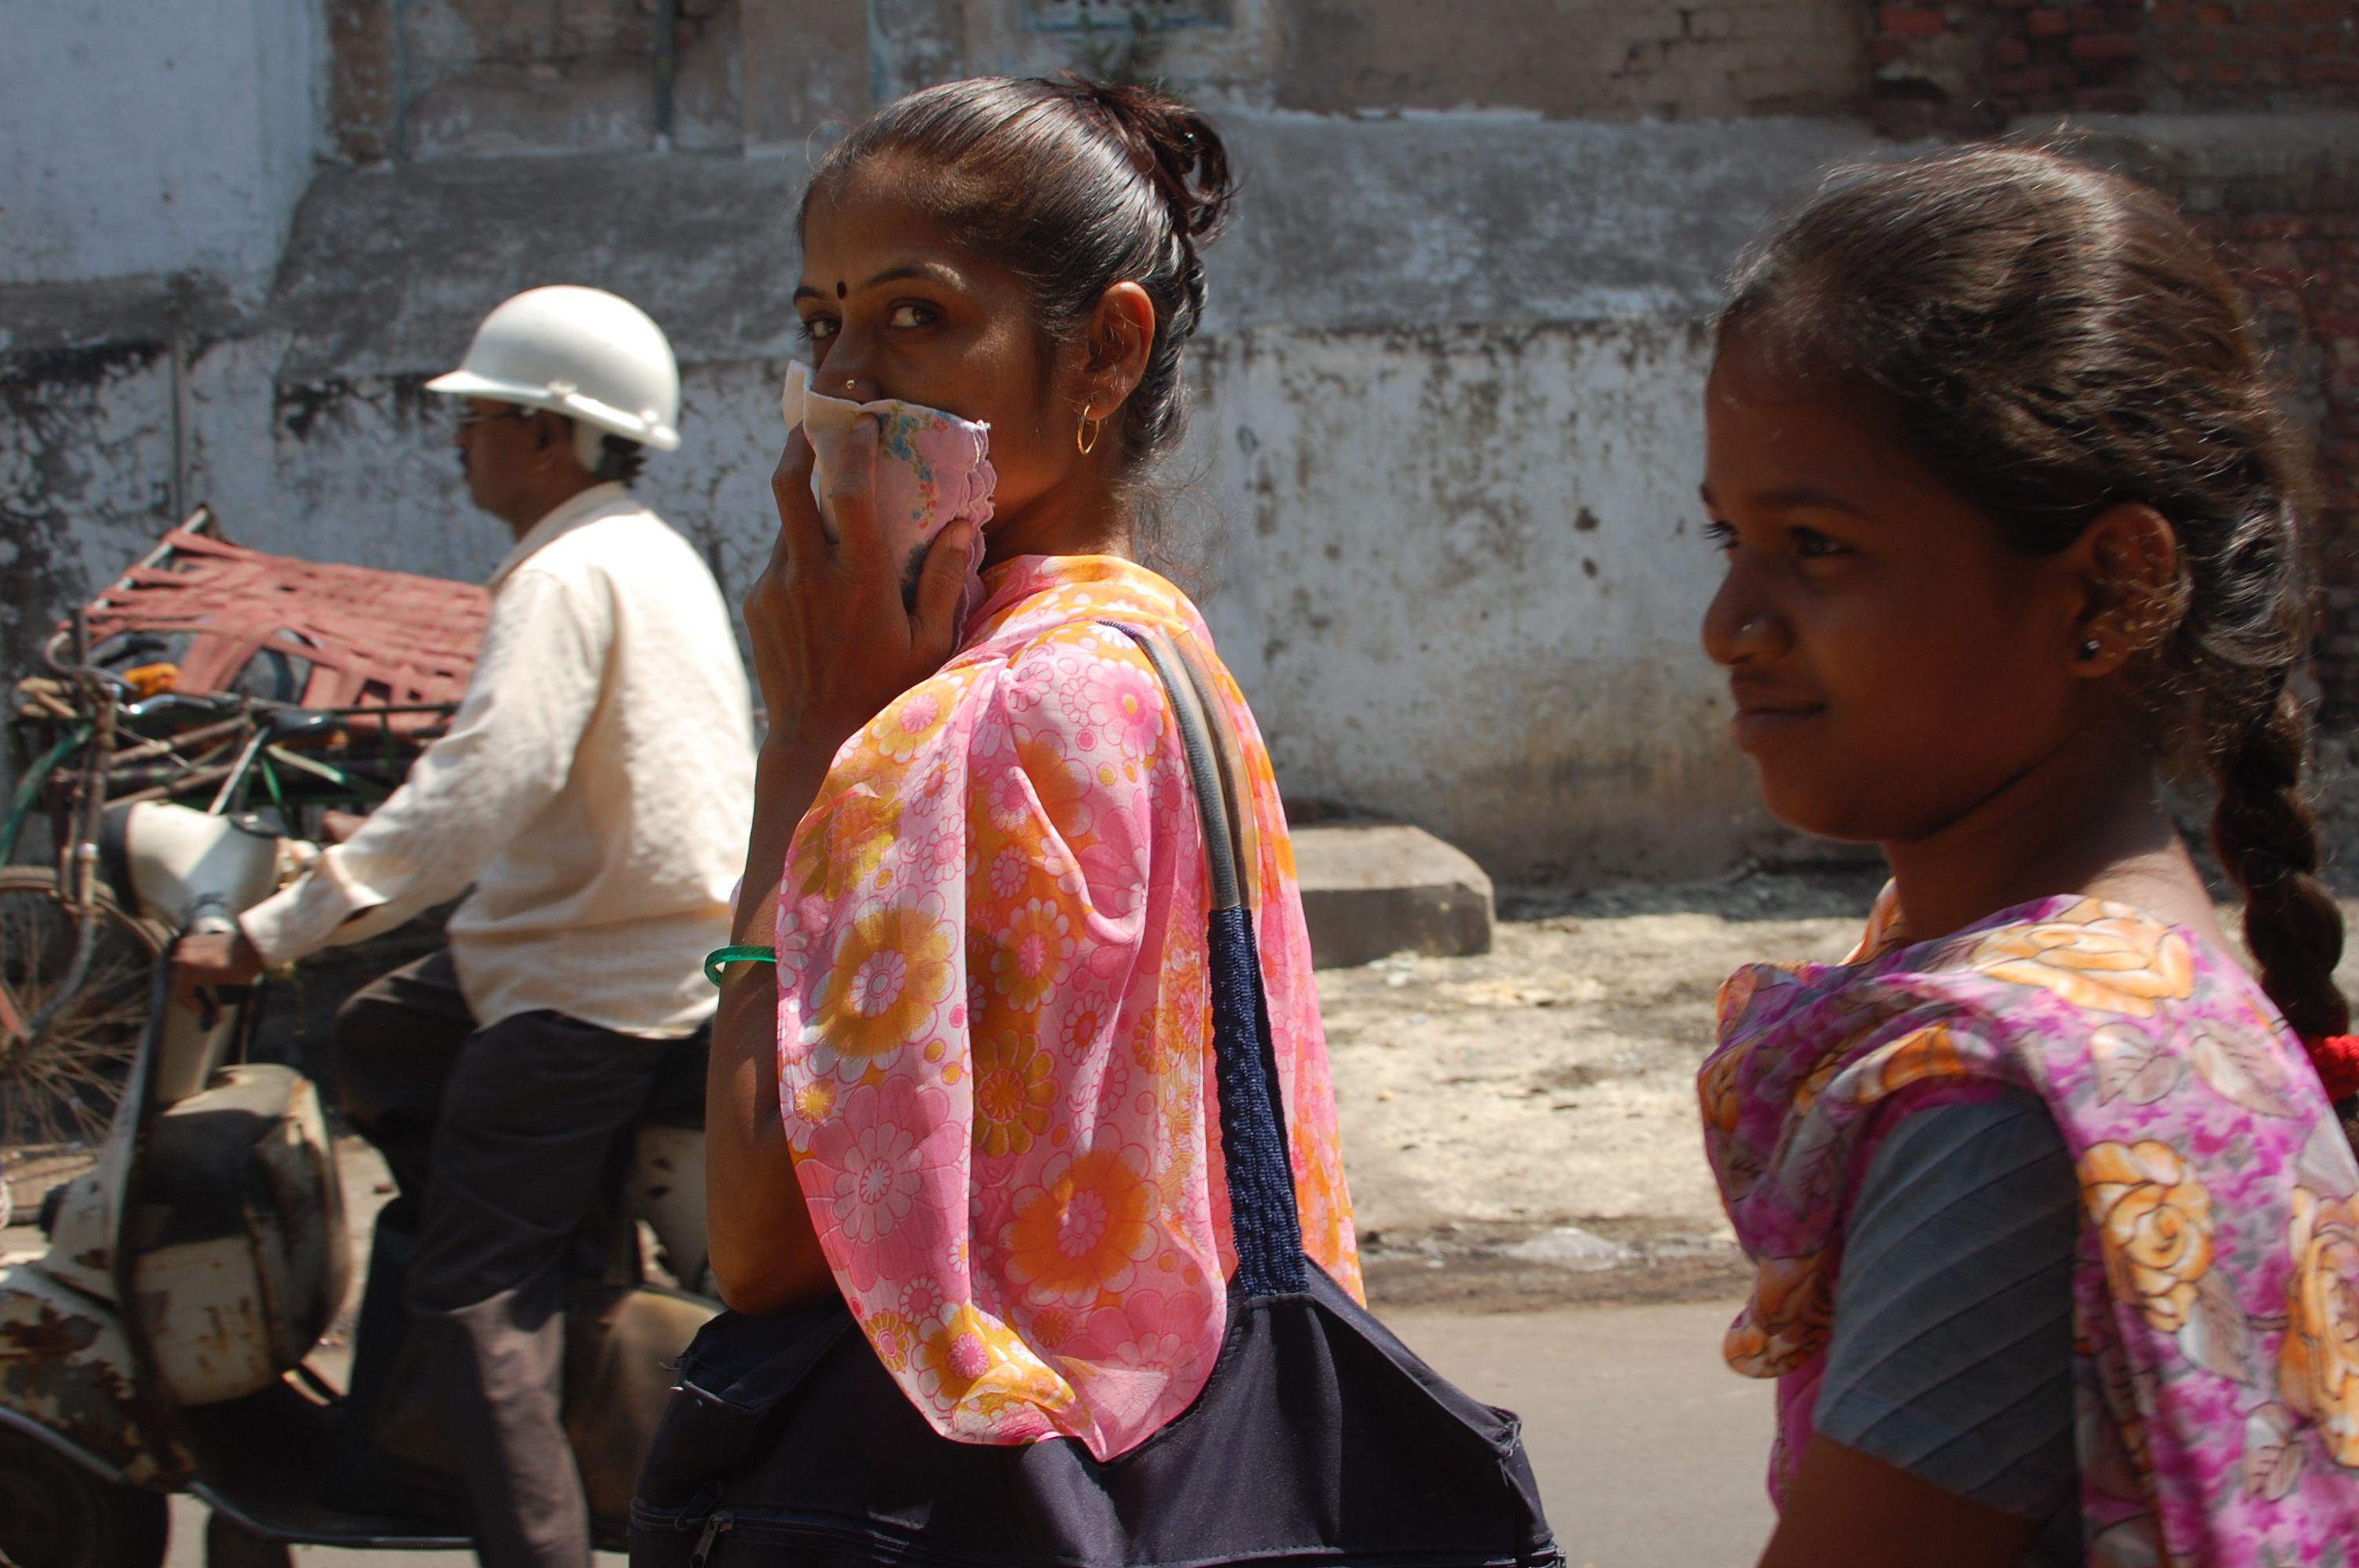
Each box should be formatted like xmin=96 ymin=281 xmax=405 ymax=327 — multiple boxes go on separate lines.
xmin=1292 ymin=822 xmax=1493 ymax=969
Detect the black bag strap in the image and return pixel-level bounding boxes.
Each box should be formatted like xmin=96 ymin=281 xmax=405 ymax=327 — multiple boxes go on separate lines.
xmin=1106 ymin=623 xmax=1308 ymax=1297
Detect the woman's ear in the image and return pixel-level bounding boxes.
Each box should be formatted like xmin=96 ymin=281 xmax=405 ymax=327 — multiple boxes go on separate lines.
xmin=2064 ymin=502 xmax=2183 ymax=677
xmin=1081 ymin=281 xmax=1157 ymax=419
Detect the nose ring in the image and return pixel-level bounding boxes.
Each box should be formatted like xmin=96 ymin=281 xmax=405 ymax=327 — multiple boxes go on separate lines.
xmin=844 ymin=379 xmax=857 ymax=394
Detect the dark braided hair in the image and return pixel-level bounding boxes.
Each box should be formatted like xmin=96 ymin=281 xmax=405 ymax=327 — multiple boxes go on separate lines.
xmin=800 ymin=74 xmax=1235 ymax=477
xmin=1720 ymin=145 xmax=2354 ymax=1120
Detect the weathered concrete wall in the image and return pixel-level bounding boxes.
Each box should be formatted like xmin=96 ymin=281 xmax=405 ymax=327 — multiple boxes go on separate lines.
xmin=0 ymin=341 xmax=182 ymax=661
xmin=316 ymin=0 xmax=1867 ymax=160
xmin=8 ymin=2 xmax=2354 ymax=886
xmin=1 ymin=112 xmax=1877 ymax=881
xmin=16 ymin=103 xmax=2346 ymax=880
xmin=1194 ymin=321 xmax=1771 ymax=880
xmin=1189 ymin=114 xmax=1884 ymax=877
xmin=0 ymin=0 xmax=320 ymax=285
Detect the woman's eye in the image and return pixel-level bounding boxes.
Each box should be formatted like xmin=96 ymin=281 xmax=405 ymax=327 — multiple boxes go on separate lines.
xmin=1702 ymin=519 xmax=1737 ymax=554
xmin=1792 ymin=526 xmax=1850 ymax=560
xmin=887 ymin=302 xmax=938 ymax=329
xmin=798 ymin=316 xmax=838 ymax=344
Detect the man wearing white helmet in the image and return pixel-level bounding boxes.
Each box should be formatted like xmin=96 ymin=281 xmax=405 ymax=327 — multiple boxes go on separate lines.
xmin=176 ymin=285 xmax=754 ymax=1568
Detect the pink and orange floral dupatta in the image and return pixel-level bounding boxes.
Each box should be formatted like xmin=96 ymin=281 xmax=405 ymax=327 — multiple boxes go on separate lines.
xmin=772 ymin=555 xmax=1361 ymax=1461
xmin=1702 ymin=889 xmax=2359 ymax=1565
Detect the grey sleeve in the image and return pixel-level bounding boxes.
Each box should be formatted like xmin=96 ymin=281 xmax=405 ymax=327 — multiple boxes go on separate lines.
xmin=1814 ymin=1088 xmax=2080 ymax=1522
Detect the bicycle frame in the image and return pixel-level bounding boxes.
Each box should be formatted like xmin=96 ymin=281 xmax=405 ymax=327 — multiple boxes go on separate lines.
xmin=2 ymin=672 xmax=454 ymax=1069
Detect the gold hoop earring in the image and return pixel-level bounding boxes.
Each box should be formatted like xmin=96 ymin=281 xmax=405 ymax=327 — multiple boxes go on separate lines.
xmin=1076 ymin=412 xmax=1103 ymax=457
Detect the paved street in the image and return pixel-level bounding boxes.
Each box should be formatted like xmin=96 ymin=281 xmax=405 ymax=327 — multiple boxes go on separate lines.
xmin=1387 ymin=1299 xmax=1776 ymax=1568
xmin=163 ymin=1294 xmax=1772 ymax=1568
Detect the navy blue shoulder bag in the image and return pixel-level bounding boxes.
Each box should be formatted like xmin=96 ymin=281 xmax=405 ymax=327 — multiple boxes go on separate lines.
xmin=630 ymin=626 xmax=1561 ymax=1568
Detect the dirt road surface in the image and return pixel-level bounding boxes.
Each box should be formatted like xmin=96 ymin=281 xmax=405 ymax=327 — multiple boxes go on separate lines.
xmin=1334 ymin=869 xmax=1881 ymax=1305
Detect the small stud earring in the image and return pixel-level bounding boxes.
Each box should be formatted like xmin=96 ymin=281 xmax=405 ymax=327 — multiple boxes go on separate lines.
xmin=2079 ymin=638 xmax=2103 ymax=662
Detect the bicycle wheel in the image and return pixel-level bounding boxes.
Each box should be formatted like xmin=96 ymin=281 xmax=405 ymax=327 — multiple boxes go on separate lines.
xmin=0 ymin=867 xmax=166 ymax=1205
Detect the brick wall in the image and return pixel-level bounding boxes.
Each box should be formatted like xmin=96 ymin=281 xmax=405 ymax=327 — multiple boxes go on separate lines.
xmin=2146 ymin=2 xmax=2359 ymax=108
xmin=1871 ymin=5 xmax=2359 ymax=733
xmin=2226 ymin=187 xmax=2359 ymax=724
xmin=1872 ymin=0 xmax=2359 ymax=131
xmin=325 ymin=0 xmax=398 ymax=163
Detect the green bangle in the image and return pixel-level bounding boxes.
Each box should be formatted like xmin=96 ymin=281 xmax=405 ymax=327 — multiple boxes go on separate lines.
xmin=704 ymin=944 xmax=777 ymax=987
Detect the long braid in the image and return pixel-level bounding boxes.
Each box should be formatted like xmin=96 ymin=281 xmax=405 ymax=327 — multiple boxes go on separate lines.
xmin=2209 ymin=681 xmax=2350 ymax=1042
xmin=2208 ymin=685 xmax=2359 ymax=1146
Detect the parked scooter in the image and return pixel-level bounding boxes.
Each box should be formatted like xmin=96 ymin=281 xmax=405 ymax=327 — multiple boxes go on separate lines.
xmin=0 ymin=801 xmax=715 ymax=1568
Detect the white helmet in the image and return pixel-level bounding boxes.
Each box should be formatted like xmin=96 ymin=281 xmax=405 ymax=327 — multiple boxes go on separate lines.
xmin=427 ymin=285 xmax=682 ymax=469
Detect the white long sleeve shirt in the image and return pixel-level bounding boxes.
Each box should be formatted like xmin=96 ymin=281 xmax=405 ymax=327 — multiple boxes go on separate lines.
xmin=241 ymin=484 xmax=754 ymax=1038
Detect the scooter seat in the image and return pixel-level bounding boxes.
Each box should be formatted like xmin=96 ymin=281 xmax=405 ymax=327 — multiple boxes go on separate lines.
xmin=127 ymin=1063 xmax=350 ymax=1406
xmin=133 ymin=1063 xmax=307 ymax=1250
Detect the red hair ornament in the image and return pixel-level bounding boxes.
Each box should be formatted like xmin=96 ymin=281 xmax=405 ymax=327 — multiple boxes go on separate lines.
xmin=2304 ymin=1033 xmax=2359 ymax=1105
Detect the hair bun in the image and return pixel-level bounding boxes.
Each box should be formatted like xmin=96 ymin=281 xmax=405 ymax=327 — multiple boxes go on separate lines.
xmin=1060 ymin=75 xmax=1237 ymax=245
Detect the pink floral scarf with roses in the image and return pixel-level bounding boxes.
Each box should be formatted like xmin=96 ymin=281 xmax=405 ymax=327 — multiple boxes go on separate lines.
xmin=772 ymin=554 xmax=1361 ymax=1461
xmin=1702 ymin=888 xmax=2359 ymax=1566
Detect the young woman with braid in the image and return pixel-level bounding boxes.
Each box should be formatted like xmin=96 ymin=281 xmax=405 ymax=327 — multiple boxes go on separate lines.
xmin=1693 ymin=146 xmax=2359 ymax=1566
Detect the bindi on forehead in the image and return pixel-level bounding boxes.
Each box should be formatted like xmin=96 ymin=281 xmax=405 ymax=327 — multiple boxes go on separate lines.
xmin=835 ymin=281 xmax=845 ymax=299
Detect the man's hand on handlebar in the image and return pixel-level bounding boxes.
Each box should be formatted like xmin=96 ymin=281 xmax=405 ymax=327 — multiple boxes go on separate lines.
xmin=172 ymin=931 xmax=266 ymax=1000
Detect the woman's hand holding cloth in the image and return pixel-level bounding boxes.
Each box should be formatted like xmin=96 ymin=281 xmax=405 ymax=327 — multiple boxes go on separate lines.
xmin=707 ymin=424 xmax=977 ymax=1319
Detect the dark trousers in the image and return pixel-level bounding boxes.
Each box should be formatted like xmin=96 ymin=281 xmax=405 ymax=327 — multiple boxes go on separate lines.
xmin=335 ymin=951 xmax=665 ymax=1568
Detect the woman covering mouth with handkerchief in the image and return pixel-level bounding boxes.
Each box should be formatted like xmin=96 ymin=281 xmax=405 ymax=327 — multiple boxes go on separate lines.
xmin=700 ymin=75 xmax=1361 ymax=1462
xmin=777 ymin=361 xmax=998 ymax=623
